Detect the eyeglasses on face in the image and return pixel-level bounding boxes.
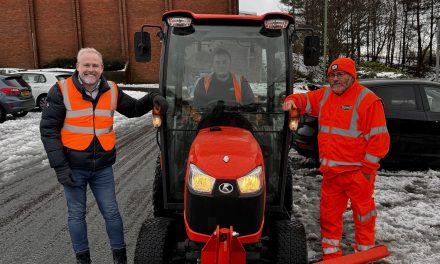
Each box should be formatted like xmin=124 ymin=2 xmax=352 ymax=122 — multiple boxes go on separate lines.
xmin=327 ymin=71 xmax=347 ymax=79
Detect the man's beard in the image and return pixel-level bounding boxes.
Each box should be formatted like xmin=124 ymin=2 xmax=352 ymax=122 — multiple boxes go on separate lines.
xmin=81 ymin=74 xmax=99 ymax=85
xmin=331 ymin=79 xmax=353 ymax=95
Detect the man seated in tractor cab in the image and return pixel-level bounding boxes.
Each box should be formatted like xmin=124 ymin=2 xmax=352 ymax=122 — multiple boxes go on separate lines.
xmin=192 ymin=48 xmax=255 ymax=108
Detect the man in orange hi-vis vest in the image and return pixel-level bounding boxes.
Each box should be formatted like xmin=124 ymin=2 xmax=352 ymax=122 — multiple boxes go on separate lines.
xmin=283 ymin=58 xmax=390 ymax=260
xmin=193 ymin=48 xmax=254 ymax=108
xmin=40 ymin=48 xmax=168 ymax=264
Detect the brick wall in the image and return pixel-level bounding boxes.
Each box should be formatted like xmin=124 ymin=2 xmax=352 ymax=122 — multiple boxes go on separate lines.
xmin=0 ymin=0 xmax=237 ymax=83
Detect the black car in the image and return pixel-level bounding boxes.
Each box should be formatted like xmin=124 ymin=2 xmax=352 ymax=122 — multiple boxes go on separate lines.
xmin=291 ymin=79 xmax=440 ymax=169
xmin=0 ymin=74 xmax=35 ymax=123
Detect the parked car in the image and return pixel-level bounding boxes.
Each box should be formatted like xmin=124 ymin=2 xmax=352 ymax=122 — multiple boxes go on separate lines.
xmin=291 ymin=79 xmax=440 ymax=169
xmin=0 ymin=74 xmax=35 ymax=123
xmin=17 ymin=70 xmax=72 ymax=109
xmin=0 ymin=68 xmax=25 ymax=75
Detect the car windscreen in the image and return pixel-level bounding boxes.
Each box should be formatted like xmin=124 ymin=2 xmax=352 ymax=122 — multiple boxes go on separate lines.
xmin=164 ymin=24 xmax=289 ymax=205
xmin=2 ymin=76 xmax=29 ymax=88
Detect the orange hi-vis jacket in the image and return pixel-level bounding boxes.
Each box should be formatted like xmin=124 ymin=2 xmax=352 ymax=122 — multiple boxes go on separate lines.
xmin=203 ymin=73 xmax=242 ymax=103
xmin=58 ymin=77 xmax=118 ymax=151
xmin=286 ymin=81 xmax=390 ymax=175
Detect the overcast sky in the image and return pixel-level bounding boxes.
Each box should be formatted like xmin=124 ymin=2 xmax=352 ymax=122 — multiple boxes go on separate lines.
xmin=239 ymin=0 xmax=288 ymax=14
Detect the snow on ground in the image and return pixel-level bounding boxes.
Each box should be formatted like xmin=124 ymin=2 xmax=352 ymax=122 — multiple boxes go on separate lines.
xmin=290 ymin=154 xmax=440 ymax=263
xmin=0 ymin=91 xmax=148 ymax=182
xmin=1 ymin=90 xmax=439 ymax=263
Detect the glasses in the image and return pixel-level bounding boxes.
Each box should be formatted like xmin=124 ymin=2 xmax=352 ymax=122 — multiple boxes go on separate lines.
xmin=327 ymin=72 xmax=347 ymax=79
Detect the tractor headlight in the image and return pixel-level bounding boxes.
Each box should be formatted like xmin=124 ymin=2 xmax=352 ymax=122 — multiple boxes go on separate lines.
xmin=237 ymin=166 xmax=263 ymax=195
xmin=167 ymin=17 xmax=192 ymax=27
xmin=264 ymin=19 xmax=289 ymax=29
xmin=188 ymin=164 xmax=216 ymax=194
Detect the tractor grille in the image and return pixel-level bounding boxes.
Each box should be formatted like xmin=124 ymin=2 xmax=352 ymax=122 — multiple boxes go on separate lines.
xmin=186 ymin=180 xmax=264 ymax=236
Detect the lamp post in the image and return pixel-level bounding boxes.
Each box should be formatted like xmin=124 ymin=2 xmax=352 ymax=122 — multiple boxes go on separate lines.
xmin=436 ymin=18 xmax=439 ymax=82
xmin=323 ymin=0 xmax=328 ymax=84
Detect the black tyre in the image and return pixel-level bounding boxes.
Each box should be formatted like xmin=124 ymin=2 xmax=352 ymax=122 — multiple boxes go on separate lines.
xmin=37 ymin=94 xmax=47 ymax=109
xmin=0 ymin=106 xmax=6 ymax=123
xmin=12 ymin=111 xmax=28 ymax=118
xmin=153 ymin=154 xmax=166 ymax=217
xmin=134 ymin=217 xmax=176 ymax=264
xmin=273 ymin=219 xmax=308 ymax=264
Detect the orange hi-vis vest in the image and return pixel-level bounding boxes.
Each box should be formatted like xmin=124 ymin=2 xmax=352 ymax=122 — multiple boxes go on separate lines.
xmin=58 ymin=77 xmax=118 ymax=151
xmin=203 ymin=73 xmax=242 ymax=103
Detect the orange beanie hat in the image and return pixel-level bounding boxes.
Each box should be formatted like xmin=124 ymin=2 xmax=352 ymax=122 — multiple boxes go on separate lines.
xmin=327 ymin=58 xmax=356 ymax=79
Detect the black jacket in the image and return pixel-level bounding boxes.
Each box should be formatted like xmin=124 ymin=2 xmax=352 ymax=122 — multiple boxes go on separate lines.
xmin=40 ymin=72 xmax=159 ymax=171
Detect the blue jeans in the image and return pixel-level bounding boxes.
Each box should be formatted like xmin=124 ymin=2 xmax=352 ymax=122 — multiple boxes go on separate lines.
xmin=63 ymin=166 xmax=125 ymax=253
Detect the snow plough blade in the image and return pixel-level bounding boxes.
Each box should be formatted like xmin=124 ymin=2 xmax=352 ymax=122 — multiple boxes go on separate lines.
xmin=316 ymin=245 xmax=389 ymax=264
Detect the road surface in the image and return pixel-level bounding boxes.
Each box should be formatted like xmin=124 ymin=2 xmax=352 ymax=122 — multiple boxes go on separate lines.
xmin=0 ymin=118 xmax=158 ymax=263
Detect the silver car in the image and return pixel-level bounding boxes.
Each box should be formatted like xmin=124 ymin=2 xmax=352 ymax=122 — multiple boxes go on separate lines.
xmin=18 ymin=70 xmax=72 ymax=109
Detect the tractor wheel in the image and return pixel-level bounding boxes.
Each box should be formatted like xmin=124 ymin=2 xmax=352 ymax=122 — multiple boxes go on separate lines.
xmin=153 ymin=155 xmax=166 ymax=217
xmin=134 ymin=217 xmax=176 ymax=264
xmin=273 ymin=219 xmax=308 ymax=264
xmin=285 ymin=161 xmax=293 ymax=216
xmin=0 ymin=106 xmax=6 ymax=123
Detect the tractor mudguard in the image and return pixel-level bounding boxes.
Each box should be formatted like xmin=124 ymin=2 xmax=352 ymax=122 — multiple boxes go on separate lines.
xmin=316 ymin=245 xmax=389 ymax=264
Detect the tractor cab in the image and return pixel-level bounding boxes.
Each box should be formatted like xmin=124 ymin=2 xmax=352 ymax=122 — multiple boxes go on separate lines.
xmin=133 ymin=10 xmax=320 ymax=263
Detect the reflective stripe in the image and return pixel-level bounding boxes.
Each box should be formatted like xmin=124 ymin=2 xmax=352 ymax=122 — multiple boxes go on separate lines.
xmin=64 ymin=124 xmax=113 ymax=135
xmin=331 ymin=127 xmax=363 ymax=138
xmin=349 ymin=88 xmax=371 ymax=131
xmin=107 ymin=81 xmax=117 ymax=110
xmin=358 ymin=209 xmax=377 ymax=222
xmin=305 ymin=93 xmax=312 ymax=114
xmin=60 ymin=80 xmax=72 ymax=111
xmin=365 ymin=153 xmax=381 ymax=163
xmin=365 ymin=126 xmax=388 ymax=140
xmin=323 ymin=247 xmax=340 ymax=254
xmin=95 ymin=126 xmax=113 ymax=136
xmin=328 ymin=160 xmax=362 ymax=167
xmin=66 ymin=108 xmax=93 ymax=118
xmin=94 ymin=109 xmax=114 ymax=117
xmin=318 ymin=87 xmax=374 ymax=139
xmin=318 ymin=86 xmax=331 ymax=122
xmin=322 ymin=237 xmax=340 ymax=246
xmin=357 ymin=244 xmax=374 ymax=251
xmin=320 ymin=125 xmax=330 ymax=133
xmin=320 ymin=158 xmax=327 ymax=165
xmin=63 ymin=123 xmax=94 ymax=134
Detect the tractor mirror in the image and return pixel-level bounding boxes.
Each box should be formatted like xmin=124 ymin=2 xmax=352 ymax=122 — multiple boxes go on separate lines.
xmin=303 ymin=35 xmax=320 ymax=66
xmin=134 ymin=31 xmax=151 ymax=62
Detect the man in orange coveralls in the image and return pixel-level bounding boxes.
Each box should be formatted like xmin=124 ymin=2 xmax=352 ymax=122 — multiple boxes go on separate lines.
xmin=282 ymin=58 xmax=390 ymax=260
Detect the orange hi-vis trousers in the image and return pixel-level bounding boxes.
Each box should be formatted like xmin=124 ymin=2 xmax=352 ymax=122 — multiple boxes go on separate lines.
xmin=320 ymin=170 xmax=377 ymax=260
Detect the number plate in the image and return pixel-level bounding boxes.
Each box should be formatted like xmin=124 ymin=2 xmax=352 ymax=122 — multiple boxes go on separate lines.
xmin=21 ymin=90 xmax=30 ymax=96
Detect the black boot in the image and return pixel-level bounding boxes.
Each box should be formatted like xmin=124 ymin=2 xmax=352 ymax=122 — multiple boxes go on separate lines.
xmin=112 ymin=248 xmax=127 ymax=264
xmin=76 ymin=250 xmax=91 ymax=264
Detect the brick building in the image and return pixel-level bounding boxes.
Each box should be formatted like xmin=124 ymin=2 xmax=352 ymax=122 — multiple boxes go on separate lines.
xmin=0 ymin=0 xmax=238 ymax=83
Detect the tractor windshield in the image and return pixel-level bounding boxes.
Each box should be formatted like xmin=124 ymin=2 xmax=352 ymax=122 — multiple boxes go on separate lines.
xmin=164 ymin=24 xmax=289 ymax=206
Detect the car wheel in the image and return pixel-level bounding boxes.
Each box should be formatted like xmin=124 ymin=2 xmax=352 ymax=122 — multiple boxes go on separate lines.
xmin=0 ymin=106 xmax=6 ymax=123
xmin=37 ymin=94 xmax=47 ymax=109
xmin=12 ymin=111 xmax=28 ymax=118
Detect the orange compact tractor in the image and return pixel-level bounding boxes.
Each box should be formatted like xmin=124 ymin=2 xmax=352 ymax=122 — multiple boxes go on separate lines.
xmin=133 ymin=10 xmax=389 ymax=264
